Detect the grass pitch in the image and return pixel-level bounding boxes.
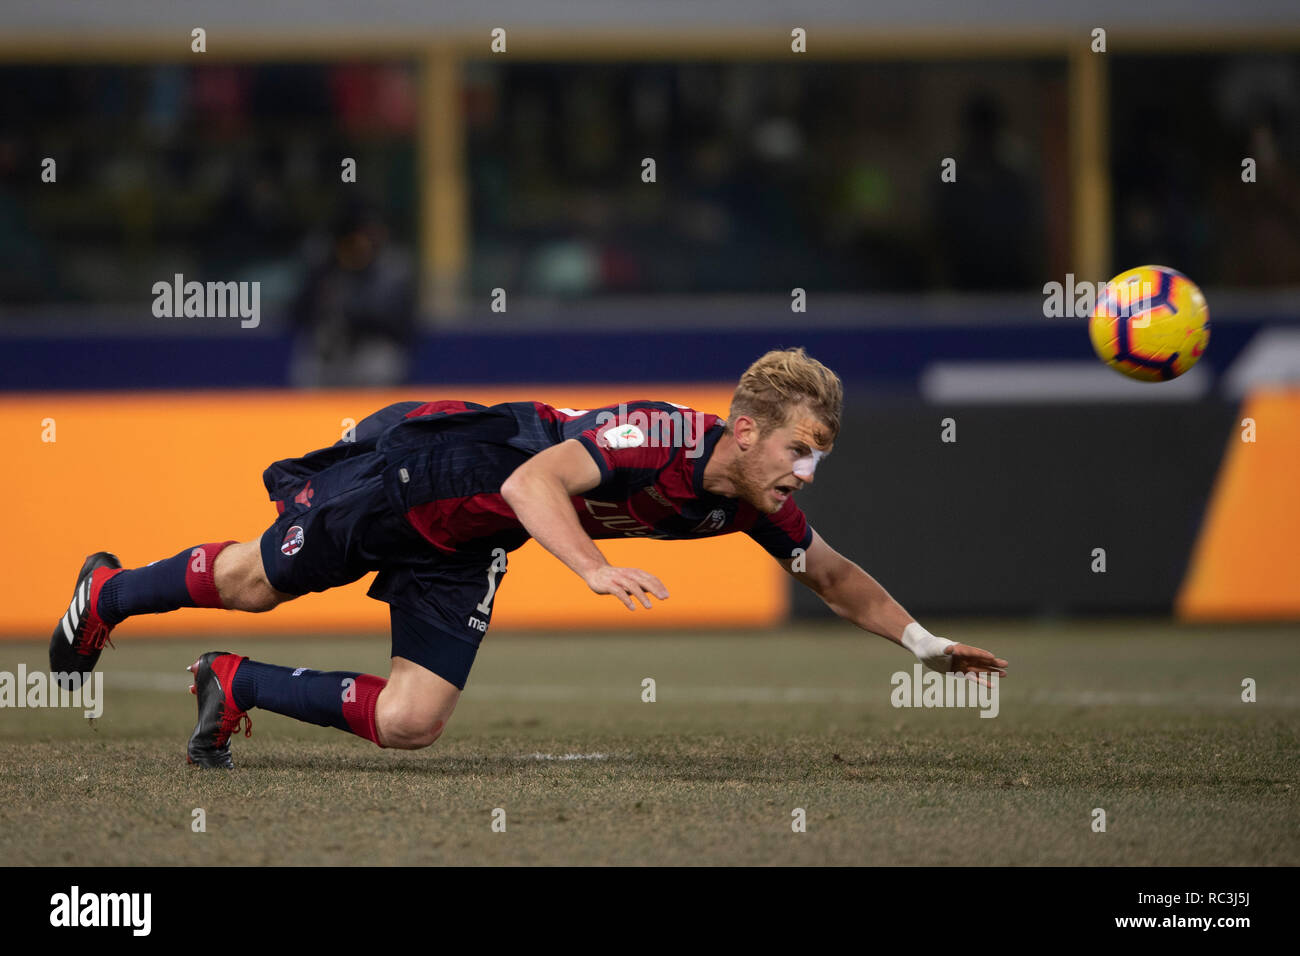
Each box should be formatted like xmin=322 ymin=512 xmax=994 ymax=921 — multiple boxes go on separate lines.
xmin=1 ymin=620 xmax=1297 ymax=866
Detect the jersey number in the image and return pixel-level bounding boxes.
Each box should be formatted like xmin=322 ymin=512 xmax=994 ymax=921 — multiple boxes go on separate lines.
xmin=475 ymin=548 xmax=509 ymax=615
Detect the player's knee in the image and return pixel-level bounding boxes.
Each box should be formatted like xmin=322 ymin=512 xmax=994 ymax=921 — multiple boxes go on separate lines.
xmin=406 ymin=721 xmax=446 ymax=750
xmin=381 ymin=711 xmax=447 ymax=750
xmin=376 ymin=657 xmax=459 ymax=749
xmin=377 ymin=698 xmax=449 ymax=750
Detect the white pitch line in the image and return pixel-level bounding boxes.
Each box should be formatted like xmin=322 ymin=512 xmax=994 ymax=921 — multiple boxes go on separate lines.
xmin=100 ymin=672 xmax=1300 ymax=708
xmin=470 ymin=684 xmax=877 ymax=703
xmin=519 ymin=753 xmax=610 ymax=761
xmin=1025 ymin=689 xmax=1300 ymax=708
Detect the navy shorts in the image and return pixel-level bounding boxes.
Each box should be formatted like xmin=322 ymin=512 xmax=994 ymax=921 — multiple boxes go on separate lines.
xmin=258 ymin=446 xmax=509 ymax=690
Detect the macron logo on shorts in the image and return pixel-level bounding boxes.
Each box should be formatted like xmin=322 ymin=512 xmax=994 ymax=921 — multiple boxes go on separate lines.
xmin=281 ymin=526 xmax=305 ymax=556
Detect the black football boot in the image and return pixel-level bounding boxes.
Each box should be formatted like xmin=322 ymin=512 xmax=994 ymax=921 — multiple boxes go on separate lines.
xmin=49 ymin=552 xmax=122 ymax=687
xmin=186 ymin=651 xmax=252 ymax=769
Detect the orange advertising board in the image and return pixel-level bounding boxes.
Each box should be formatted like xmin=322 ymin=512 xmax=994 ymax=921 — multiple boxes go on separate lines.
xmin=1 ymin=385 xmax=787 ymax=637
xmin=1177 ymin=387 xmax=1300 ymax=620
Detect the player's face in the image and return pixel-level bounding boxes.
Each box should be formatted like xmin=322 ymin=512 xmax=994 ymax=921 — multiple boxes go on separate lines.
xmin=735 ymin=410 xmax=833 ymax=514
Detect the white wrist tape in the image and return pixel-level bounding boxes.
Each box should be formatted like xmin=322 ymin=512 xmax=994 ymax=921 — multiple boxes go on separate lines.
xmin=901 ymin=622 xmax=953 ymax=672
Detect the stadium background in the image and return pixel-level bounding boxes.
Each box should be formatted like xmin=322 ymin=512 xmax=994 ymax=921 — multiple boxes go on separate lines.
xmin=2 ymin=0 xmax=1299 ymax=637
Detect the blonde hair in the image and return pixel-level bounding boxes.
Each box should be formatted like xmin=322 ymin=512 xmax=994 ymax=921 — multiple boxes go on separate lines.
xmin=728 ymin=347 xmax=843 ymax=442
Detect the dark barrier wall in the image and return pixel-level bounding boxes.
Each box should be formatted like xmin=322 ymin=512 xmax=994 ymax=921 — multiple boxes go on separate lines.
xmin=792 ymin=400 xmax=1240 ymax=618
xmin=0 ymin=319 xmax=1269 ymax=391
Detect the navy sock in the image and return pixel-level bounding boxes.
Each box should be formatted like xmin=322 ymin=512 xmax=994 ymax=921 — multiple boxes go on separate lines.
xmin=231 ymin=660 xmax=387 ymax=744
xmin=97 ymin=542 xmax=233 ymax=626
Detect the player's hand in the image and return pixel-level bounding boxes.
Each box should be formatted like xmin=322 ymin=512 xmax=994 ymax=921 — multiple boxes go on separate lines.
xmin=943 ymin=643 xmax=1008 ymax=688
xmin=584 ymin=565 xmax=669 ymax=611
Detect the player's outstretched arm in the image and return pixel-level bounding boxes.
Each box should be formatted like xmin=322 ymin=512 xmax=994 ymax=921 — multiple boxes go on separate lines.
xmin=500 ymin=439 xmax=669 ymax=611
xmin=781 ymin=530 xmax=1007 ymax=683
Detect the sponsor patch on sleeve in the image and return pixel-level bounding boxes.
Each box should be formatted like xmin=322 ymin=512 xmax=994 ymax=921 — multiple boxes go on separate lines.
xmin=599 ymin=423 xmax=646 ymax=449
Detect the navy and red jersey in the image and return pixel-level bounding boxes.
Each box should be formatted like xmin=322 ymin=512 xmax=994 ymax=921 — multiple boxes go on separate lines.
xmin=327 ymin=398 xmax=814 ymax=561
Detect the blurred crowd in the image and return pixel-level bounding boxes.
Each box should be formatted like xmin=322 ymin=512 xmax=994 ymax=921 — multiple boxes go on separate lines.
xmin=0 ymin=63 xmax=417 ymax=308
xmin=1111 ymin=53 xmax=1300 ymax=286
xmin=466 ymin=60 xmax=1060 ymax=295
xmin=0 ymin=52 xmax=1296 ymax=322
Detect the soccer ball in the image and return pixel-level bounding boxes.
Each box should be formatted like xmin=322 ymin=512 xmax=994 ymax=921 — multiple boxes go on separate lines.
xmin=1088 ymin=265 xmax=1210 ymax=382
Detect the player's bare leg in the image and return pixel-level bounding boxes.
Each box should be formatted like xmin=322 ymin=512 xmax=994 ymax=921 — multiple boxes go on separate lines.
xmin=374 ymin=656 xmax=460 ymax=749
xmin=212 ymin=539 xmax=297 ymax=612
xmin=187 ymin=651 xmax=461 ymax=767
xmin=52 ymin=530 xmax=467 ymax=765
xmin=50 ymin=537 xmax=278 ymax=680
xmin=186 ymin=609 xmax=468 ymax=766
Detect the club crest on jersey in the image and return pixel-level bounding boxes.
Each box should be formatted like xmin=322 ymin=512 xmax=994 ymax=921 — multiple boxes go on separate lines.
xmin=600 ymin=423 xmax=645 ymax=449
xmin=281 ymin=525 xmax=305 ymax=556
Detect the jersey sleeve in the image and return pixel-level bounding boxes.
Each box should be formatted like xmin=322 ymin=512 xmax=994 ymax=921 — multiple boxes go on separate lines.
xmin=746 ymin=497 xmax=815 ymax=559
xmin=575 ymin=422 xmax=678 ymax=495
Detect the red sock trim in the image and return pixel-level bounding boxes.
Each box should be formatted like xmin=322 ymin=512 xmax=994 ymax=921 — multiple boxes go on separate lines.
xmin=88 ymin=566 xmax=122 ymax=627
xmin=211 ymin=653 xmax=248 ymax=712
xmin=185 ymin=540 xmax=238 ymax=608
xmin=342 ymin=674 xmax=388 ymax=747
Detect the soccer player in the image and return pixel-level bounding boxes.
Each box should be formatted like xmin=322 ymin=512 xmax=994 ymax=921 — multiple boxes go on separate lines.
xmin=51 ymin=348 xmax=1007 ymax=767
